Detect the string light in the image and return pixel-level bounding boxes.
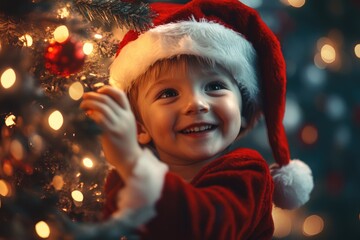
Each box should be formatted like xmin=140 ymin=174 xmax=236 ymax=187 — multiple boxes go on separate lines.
xmin=35 ymin=221 xmax=51 ymax=239
xmin=71 ymin=190 xmax=84 ymax=202
xmin=5 ymin=114 xmax=16 ymax=127
xmin=52 ymin=175 xmax=64 ymax=191
xmin=83 ymin=42 xmax=94 ymax=55
xmin=82 ymin=157 xmax=94 ymax=168
xmin=303 ymin=215 xmax=324 ymax=236
xmin=19 ymin=34 xmax=33 ymax=47
xmin=53 ymin=25 xmax=69 ymax=43
xmin=1 ymin=68 xmax=16 ymax=89
xmin=0 ymin=180 xmax=10 ymax=197
xmin=69 ymin=82 xmax=84 ymax=100
xmin=48 ymin=110 xmax=64 ymax=131
xmin=94 ymin=34 xmax=103 ymax=39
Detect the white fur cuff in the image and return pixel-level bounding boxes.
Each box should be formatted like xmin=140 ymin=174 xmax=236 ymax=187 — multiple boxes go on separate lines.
xmin=111 ymin=148 xmax=168 ymax=227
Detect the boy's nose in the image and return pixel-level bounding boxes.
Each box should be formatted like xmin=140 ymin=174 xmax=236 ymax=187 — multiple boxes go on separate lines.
xmin=183 ymin=93 xmax=209 ymax=115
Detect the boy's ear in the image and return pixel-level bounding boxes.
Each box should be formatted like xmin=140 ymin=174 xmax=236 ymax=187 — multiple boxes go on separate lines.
xmin=136 ymin=122 xmax=152 ymax=144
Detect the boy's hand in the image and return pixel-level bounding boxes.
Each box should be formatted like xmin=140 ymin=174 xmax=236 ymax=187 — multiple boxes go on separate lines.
xmin=80 ymin=86 xmax=143 ymax=180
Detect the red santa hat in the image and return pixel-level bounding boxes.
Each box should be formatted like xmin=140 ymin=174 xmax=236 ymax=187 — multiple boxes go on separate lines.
xmin=109 ymin=0 xmax=313 ymax=209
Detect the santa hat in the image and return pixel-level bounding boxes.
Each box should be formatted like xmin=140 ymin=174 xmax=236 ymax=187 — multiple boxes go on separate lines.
xmin=109 ymin=0 xmax=313 ymax=209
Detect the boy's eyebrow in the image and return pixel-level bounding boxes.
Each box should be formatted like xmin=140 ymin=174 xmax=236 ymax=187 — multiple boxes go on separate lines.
xmin=144 ymin=78 xmax=173 ymax=98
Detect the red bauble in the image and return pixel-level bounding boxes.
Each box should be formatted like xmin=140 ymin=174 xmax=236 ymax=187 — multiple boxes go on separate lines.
xmin=44 ymin=38 xmax=85 ymax=77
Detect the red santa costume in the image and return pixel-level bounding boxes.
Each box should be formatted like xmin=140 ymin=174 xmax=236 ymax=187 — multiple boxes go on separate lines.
xmin=102 ymin=0 xmax=314 ymax=239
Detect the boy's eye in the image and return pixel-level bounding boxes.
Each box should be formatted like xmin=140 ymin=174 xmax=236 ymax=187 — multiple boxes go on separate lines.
xmin=157 ymin=88 xmax=178 ymax=99
xmin=205 ymin=81 xmax=227 ymax=91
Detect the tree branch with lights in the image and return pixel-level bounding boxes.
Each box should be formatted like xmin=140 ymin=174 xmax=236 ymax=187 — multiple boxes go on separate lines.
xmin=0 ymin=0 xmax=153 ymax=239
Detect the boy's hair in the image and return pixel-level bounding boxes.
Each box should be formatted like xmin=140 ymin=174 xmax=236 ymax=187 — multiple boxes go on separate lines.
xmin=127 ymin=55 xmax=261 ymax=137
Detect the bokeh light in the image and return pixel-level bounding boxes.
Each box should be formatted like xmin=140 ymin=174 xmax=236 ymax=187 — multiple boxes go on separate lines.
xmin=301 ymin=125 xmax=318 ymax=145
xmin=52 ymin=175 xmax=64 ymax=191
xmin=82 ymin=157 xmax=94 ymax=168
xmin=19 ymin=34 xmax=33 ymax=47
xmin=272 ymin=207 xmax=292 ymax=238
xmin=35 ymin=221 xmax=51 ymax=239
xmin=1 ymin=68 xmax=16 ymax=89
xmin=83 ymin=42 xmax=94 ymax=55
xmin=5 ymin=114 xmax=16 ymax=127
xmin=10 ymin=139 xmax=24 ymax=161
xmin=288 ymin=0 xmax=306 ymax=8
xmin=325 ymin=95 xmax=346 ymax=120
xmin=0 ymin=180 xmax=10 ymax=197
xmin=48 ymin=110 xmax=64 ymax=131
xmin=303 ymin=215 xmax=324 ymax=236
xmin=284 ymin=97 xmax=303 ymax=133
xmin=71 ymin=190 xmax=84 ymax=202
xmin=69 ymin=82 xmax=84 ymax=100
xmin=53 ymin=25 xmax=69 ymax=43
xmin=354 ymin=44 xmax=360 ymax=58
xmin=320 ymin=44 xmax=336 ymax=64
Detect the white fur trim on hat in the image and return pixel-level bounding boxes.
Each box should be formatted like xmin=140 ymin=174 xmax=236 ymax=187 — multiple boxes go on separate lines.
xmin=109 ymin=18 xmax=259 ymax=100
xmin=270 ymin=159 xmax=314 ymax=209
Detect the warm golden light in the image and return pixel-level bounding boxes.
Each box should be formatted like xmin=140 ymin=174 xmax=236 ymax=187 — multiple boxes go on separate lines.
xmin=71 ymin=190 xmax=84 ymax=202
xmin=5 ymin=114 xmax=16 ymax=126
xmin=82 ymin=157 xmax=94 ymax=168
xmin=0 ymin=180 xmax=10 ymax=197
xmin=321 ymin=44 xmax=336 ymax=64
xmin=48 ymin=110 xmax=64 ymax=131
xmin=10 ymin=139 xmax=24 ymax=161
xmin=35 ymin=221 xmax=51 ymax=238
xmin=303 ymin=215 xmax=324 ymax=236
xmin=354 ymin=44 xmax=360 ymax=58
xmin=288 ymin=0 xmax=306 ymax=8
xmin=3 ymin=161 xmax=13 ymax=176
xmin=69 ymin=82 xmax=84 ymax=100
xmin=58 ymin=7 xmax=70 ymax=18
xmin=301 ymin=125 xmax=318 ymax=145
xmin=52 ymin=175 xmax=64 ymax=191
xmin=19 ymin=34 xmax=33 ymax=47
xmin=272 ymin=207 xmax=292 ymax=238
xmin=94 ymin=34 xmax=103 ymax=39
xmin=83 ymin=42 xmax=94 ymax=55
xmin=53 ymin=25 xmax=69 ymax=43
xmin=1 ymin=68 xmax=16 ymax=89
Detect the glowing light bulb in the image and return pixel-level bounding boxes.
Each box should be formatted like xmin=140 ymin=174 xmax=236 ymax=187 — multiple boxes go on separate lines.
xmin=19 ymin=34 xmax=33 ymax=47
xmin=321 ymin=44 xmax=336 ymax=64
xmin=354 ymin=44 xmax=360 ymax=58
xmin=71 ymin=190 xmax=84 ymax=202
xmin=35 ymin=221 xmax=51 ymax=238
xmin=5 ymin=114 xmax=16 ymax=126
xmin=48 ymin=110 xmax=64 ymax=131
xmin=82 ymin=157 xmax=94 ymax=168
xmin=0 ymin=180 xmax=10 ymax=197
xmin=94 ymin=34 xmax=103 ymax=39
xmin=303 ymin=215 xmax=324 ymax=236
xmin=288 ymin=0 xmax=306 ymax=8
xmin=2 ymin=161 xmax=13 ymax=176
xmin=69 ymin=82 xmax=84 ymax=100
xmin=52 ymin=175 xmax=64 ymax=191
xmin=54 ymin=25 xmax=69 ymax=43
xmin=83 ymin=42 xmax=94 ymax=55
xmin=1 ymin=68 xmax=16 ymax=89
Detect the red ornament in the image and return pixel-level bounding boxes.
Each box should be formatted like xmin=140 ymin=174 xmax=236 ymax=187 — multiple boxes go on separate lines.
xmin=44 ymin=38 xmax=85 ymax=77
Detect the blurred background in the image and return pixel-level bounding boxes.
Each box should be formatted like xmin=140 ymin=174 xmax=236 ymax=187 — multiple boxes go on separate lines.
xmin=0 ymin=0 xmax=359 ymax=239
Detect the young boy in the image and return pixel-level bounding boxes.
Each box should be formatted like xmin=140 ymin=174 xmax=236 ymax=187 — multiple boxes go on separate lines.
xmin=80 ymin=0 xmax=313 ymax=239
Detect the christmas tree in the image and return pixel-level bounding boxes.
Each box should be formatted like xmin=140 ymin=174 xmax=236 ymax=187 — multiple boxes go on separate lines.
xmin=0 ymin=0 xmax=153 ymax=239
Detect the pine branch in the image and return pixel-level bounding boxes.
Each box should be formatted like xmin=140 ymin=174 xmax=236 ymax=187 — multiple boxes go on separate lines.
xmin=74 ymin=0 xmax=155 ymax=32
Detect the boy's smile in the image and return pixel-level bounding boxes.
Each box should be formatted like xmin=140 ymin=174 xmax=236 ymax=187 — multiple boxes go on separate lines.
xmin=136 ymin=59 xmax=242 ymax=168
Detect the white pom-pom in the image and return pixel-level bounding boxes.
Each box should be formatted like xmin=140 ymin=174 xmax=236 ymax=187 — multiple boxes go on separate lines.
xmin=270 ymin=159 xmax=313 ymax=209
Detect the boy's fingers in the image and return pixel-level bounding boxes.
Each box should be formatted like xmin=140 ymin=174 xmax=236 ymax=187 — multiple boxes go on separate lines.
xmin=96 ymin=86 xmax=131 ymax=111
xmin=80 ymin=99 xmax=117 ymax=124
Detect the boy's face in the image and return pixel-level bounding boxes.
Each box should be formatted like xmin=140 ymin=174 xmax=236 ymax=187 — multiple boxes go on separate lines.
xmin=136 ymin=61 xmax=242 ymax=165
